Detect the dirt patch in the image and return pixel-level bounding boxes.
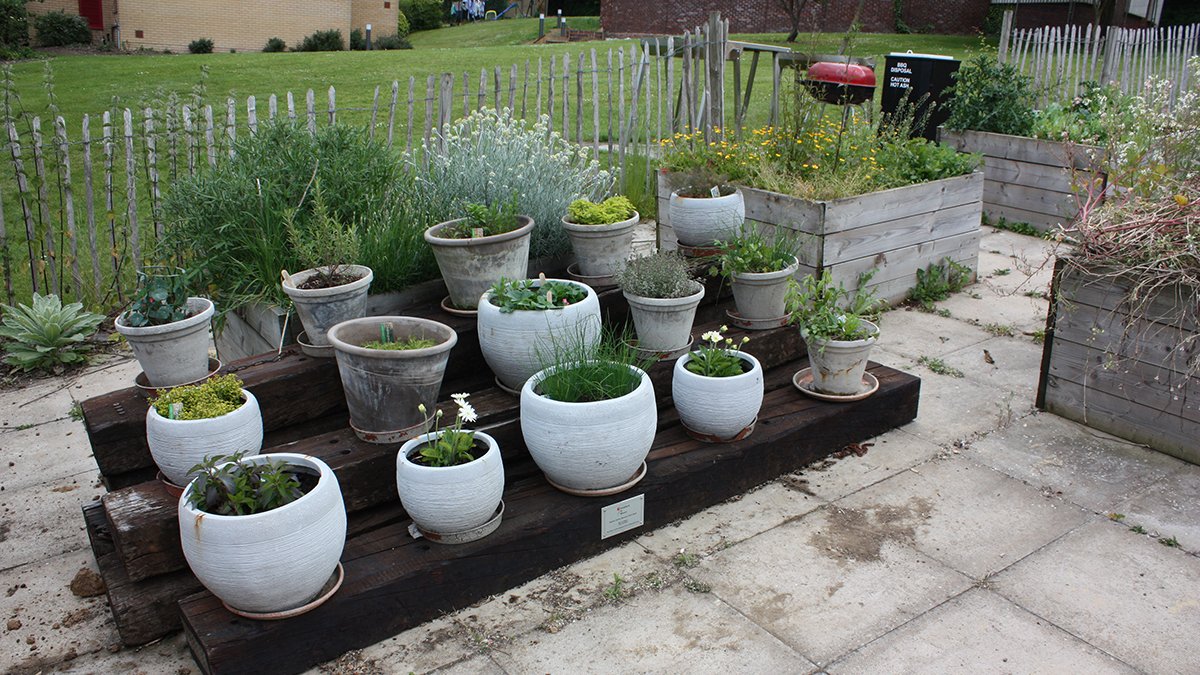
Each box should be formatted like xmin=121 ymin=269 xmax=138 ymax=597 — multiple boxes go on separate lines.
xmin=778 ymin=474 xmax=816 ymax=496
xmin=69 ymin=568 xmax=106 ymax=597
xmin=809 ymin=497 xmax=933 ymax=563
xmin=0 ymin=520 xmax=9 ymax=542
xmin=318 ymin=648 xmax=384 ymax=675
xmin=60 ymin=606 xmax=95 ymax=627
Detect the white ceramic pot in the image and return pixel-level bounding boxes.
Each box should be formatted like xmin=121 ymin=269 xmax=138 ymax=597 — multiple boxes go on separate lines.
xmin=806 ymin=320 xmax=879 ymax=395
xmin=668 ymin=187 xmax=745 ymax=247
xmin=281 ymin=265 xmax=373 ymax=349
xmin=672 ymin=351 xmax=763 ymax=441
xmin=732 ymin=257 xmax=800 ymax=320
xmin=477 ymin=279 xmax=602 ymax=391
xmin=146 ymin=389 xmax=263 ymax=486
xmin=521 ymin=364 xmax=656 ymax=492
xmin=623 ymin=280 xmax=705 ymax=352
xmin=560 ymin=211 xmax=638 ymax=277
xmin=178 ymin=453 xmax=346 ymax=614
xmin=396 ymin=430 xmax=504 ymax=534
xmin=115 ymin=297 xmax=214 ymax=388
xmin=425 ymin=216 xmax=535 ymax=310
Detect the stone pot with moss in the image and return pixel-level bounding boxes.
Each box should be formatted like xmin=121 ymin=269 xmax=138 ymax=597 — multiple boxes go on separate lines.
xmin=327 ymin=316 xmax=457 ymax=443
xmin=616 ymin=252 xmax=705 ymax=356
xmin=146 ymin=374 xmax=263 ymax=487
xmin=560 ymin=196 xmax=639 ymax=278
xmin=425 ymin=197 xmax=535 ymax=312
xmin=115 ymin=269 xmax=215 ymax=388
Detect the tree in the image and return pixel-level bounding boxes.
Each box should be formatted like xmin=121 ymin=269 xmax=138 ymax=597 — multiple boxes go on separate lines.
xmin=776 ymin=0 xmax=823 ymax=42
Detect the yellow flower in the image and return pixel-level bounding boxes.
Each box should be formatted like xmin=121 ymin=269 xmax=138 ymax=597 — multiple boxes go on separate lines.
xmin=1175 ymin=194 xmax=1190 ymax=206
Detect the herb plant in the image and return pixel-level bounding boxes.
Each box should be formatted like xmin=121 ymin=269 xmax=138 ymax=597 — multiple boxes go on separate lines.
xmin=713 ymin=225 xmax=800 ymax=277
xmin=123 ymin=269 xmax=193 ymax=328
xmin=536 ymin=329 xmax=654 ymax=403
xmin=0 ymin=293 xmax=103 ymax=372
xmin=566 ymin=196 xmax=636 ymax=225
xmin=187 ymin=452 xmax=306 ymax=516
xmin=413 ymin=393 xmax=479 ymax=467
xmin=488 ymin=276 xmax=588 ymax=313
xmin=285 ymin=179 xmax=362 ymax=288
xmin=438 ymin=193 xmax=521 ymax=239
xmin=944 ymin=53 xmax=1036 ymax=136
xmin=786 ymin=270 xmax=881 ymax=343
xmin=615 ymin=252 xmax=696 ymax=299
xmin=151 ymin=374 xmax=246 ymax=420
xmin=685 ymin=327 xmax=751 ymax=378
xmin=909 ymin=258 xmax=972 ymax=309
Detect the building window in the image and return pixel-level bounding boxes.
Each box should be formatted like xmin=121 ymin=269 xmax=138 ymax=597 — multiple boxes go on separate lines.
xmin=77 ymin=0 xmax=104 ymax=30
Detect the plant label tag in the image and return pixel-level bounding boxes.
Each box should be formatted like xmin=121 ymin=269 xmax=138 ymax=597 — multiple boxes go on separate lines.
xmin=709 ymin=185 xmax=721 ymax=198
xmin=168 ymin=402 xmax=183 ymax=420
xmin=600 ymin=494 xmax=644 ymax=539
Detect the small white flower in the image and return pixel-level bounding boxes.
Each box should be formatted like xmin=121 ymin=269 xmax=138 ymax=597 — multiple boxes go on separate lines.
xmin=451 ymin=392 xmax=469 ymax=404
xmin=702 ymin=330 xmax=722 ymax=343
xmin=418 ymin=403 xmax=427 ymax=415
xmin=457 ymin=401 xmax=478 ymax=423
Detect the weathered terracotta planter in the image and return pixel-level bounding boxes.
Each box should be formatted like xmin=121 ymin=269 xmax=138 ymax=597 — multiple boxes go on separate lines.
xmin=116 ymin=297 xmax=215 ymax=388
xmin=425 ymin=216 xmax=534 ymax=310
xmin=281 ymin=265 xmax=373 ymax=351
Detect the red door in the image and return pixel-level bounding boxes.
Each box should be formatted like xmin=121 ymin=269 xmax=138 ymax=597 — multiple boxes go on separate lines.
xmin=77 ymin=0 xmax=104 ymax=30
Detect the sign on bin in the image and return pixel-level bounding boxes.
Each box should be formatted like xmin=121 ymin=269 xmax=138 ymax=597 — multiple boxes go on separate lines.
xmin=881 ymin=51 xmax=961 ymax=141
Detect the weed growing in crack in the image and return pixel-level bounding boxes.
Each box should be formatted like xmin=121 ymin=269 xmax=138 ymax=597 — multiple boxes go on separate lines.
xmin=917 ymin=356 xmax=965 ymax=378
xmin=683 ymin=578 xmax=712 ymax=593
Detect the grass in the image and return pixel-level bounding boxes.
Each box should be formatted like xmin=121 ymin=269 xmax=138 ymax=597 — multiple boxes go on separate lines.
xmin=408 ymin=16 xmax=601 ymax=49
xmin=917 ymin=355 xmax=965 ymax=378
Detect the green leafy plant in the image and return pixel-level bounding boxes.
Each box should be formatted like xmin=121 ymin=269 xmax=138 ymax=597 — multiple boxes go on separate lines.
xmin=0 ymin=293 xmax=103 ymax=372
xmin=396 ymin=10 xmax=411 ymax=36
xmin=917 ymin=355 xmax=964 ymax=378
xmin=33 ymin=11 xmax=91 ymax=47
xmin=262 ymin=37 xmax=286 ymax=52
xmin=488 ymin=276 xmax=587 ymax=313
xmin=188 ymin=38 xmax=214 ymax=54
xmin=536 ymin=329 xmax=653 ymax=403
xmin=713 ymin=224 xmax=800 ymax=277
xmin=123 ymin=269 xmax=193 ymax=327
xmin=151 ymin=374 xmax=246 ymax=420
xmin=909 ymin=258 xmax=972 ymax=309
xmin=615 ymin=252 xmax=695 ymax=299
xmin=0 ymin=0 xmax=31 ymax=52
xmin=413 ymin=393 xmax=479 ymax=467
xmin=786 ymin=270 xmax=880 ymax=343
xmin=285 ymin=179 xmax=363 ymax=288
xmin=873 ymin=138 xmax=979 ymax=188
xmin=186 ymin=452 xmax=307 ymax=516
xmin=438 ymin=193 xmax=522 ymax=239
xmin=295 ymin=29 xmax=344 ymax=52
xmin=398 ymin=0 xmax=442 ymax=31
xmin=944 ymin=53 xmax=1036 ymax=136
xmin=566 ymin=196 xmax=636 ymax=225
xmin=349 ymin=28 xmax=365 ymax=51
xmin=603 ymin=573 xmax=626 ymax=601
xmin=685 ymin=327 xmax=751 ymax=378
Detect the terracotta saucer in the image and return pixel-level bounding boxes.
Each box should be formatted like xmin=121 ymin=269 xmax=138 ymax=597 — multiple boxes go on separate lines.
xmin=134 ymin=357 xmax=222 ymax=398
xmin=792 ymin=367 xmax=880 ymax=402
xmin=624 ymin=336 xmax=693 ymax=361
xmin=725 ymin=309 xmax=790 ymax=331
xmin=296 ymin=331 xmax=334 ymax=358
xmin=223 ymin=562 xmax=344 ymax=621
xmin=440 ymin=296 xmax=478 ymax=317
xmin=566 ymin=262 xmax=617 ymax=290
xmin=546 ymin=461 xmax=647 ymax=497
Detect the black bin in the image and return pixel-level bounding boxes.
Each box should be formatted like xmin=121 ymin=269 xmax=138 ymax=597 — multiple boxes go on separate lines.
xmin=881 ymin=51 xmax=960 ymax=141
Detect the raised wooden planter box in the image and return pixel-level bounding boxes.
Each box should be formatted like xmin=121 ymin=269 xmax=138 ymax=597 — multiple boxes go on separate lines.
xmin=1037 ymin=258 xmax=1200 ymax=465
xmin=938 ymin=127 xmax=1104 ymax=233
xmin=657 ymin=170 xmax=984 ymax=305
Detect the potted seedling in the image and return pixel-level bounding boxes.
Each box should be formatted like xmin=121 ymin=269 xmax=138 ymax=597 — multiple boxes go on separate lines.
xmin=115 ymin=267 xmax=216 ymax=388
xmin=424 ymin=194 xmax=535 ymax=313
xmin=326 ymin=316 xmax=457 ymax=443
xmin=178 ymin=451 xmax=346 ymax=618
xmin=672 ymin=328 xmax=763 ymax=442
xmin=561 ymin=195 xmax=639 ymax=284
xmin=280 ymin=181 xmax=374 ymax=355
xmin=395 ymin=393 xmax=505 ymax=542
xmin=786 ymin=270 xmax=882 ymax=399
xmin=615 ymin=252 xmax=705 ymax=358
xmin=714 ymin=224 xmax=802 ymax=329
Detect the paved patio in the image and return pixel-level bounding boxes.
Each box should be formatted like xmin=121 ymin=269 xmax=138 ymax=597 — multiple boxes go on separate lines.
xmin=2 ymin=228 xmax=1198 ymax=674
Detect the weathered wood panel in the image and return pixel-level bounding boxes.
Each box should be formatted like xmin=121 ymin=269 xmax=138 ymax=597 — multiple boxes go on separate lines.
xmin=982 ymin=180 xmax=1078 ymax=219
xmin=829 ymin=229 xmax=981 ymax=305
xmin=824 ymin=202 xmax=981 ymax=262
xmin=939 ymin=128 xmax=1100 ymax=170
xmin=981 ymin=154 xmax=1077 ymax=193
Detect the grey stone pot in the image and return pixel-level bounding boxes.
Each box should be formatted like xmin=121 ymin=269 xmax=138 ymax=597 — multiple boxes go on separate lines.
xmin=327 ymin=316 xmax=458 ymax=444
xmin=281 ymin=265 xmax=373 ymax=351
xmin=623 ymin=280 xmax=705 ymax=352
xmin=806 ymin=320 xmax=879 ymax=396
xmin=668 ymin=187 xmax=744 ymax=247
xmin=116 ymin=296 xmax=214 ymax=388
xmin=560 ymin=211 xmax=638 ymax=277
xmin=731 ymin=256 xmax=799 ymax=320
xmin=425 ymin=216 xmax=534 ymax=310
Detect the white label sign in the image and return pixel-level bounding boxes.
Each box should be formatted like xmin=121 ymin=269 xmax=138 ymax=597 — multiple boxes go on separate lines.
xmin=600 ymin=494 xmax=645 ymax=539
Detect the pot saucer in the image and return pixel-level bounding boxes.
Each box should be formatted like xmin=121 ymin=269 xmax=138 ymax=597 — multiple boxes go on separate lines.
xmin=726 ymin=309 xmax=790 ymax=331
xmin=566 ymin=262 xmax=617 ymax=290
xmin=682 ymin=417 xmax=757 ymax=443
xmin=409 ymin=501 xmax=505 ymax=544
xmin=546 ymin=461 xmax=647 ymax=497
xmin=494 ymin=376 xmax=522 ymax=397
xmin=624 ymin=336 xmax=693 ymax=361
xmin=223 ymin=562 xmax=344 ymax=621
xmin=156 ymin=471 xmax=186 ymax=499
xmin=676 ymin=242 xmax=724 ymax=258
xmin=440 ymin=296 xmax=478 ymax=317
xmin=296 ymin=331 xmax=334 ymax=358
xmin=792 ymin=367 xmax=879 ymax=402
xmin=134 ymin=357 xmax=222 ymax=398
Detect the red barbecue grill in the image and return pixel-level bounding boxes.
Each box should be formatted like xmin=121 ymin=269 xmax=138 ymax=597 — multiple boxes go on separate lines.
xmin=803 ymin=61 xmax=877 ymax=105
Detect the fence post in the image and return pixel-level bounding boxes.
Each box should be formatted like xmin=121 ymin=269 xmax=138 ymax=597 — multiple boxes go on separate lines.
xmin=142 ymin=108 xmax=163 ymax=241
xmin=30 ymin=118 xmax=59 ymax=296
xmin=81 ymin=115 xmax=101 ymax=300
xmin=998 ymin=10 xmax=1014 ymax=63
xmin=122 ymin=109 xmax=141 ymax=274
xmin=7 ymin=122 xmax=39 ymax=295
xmin=54 ymin=116 xmax=82 ymax=299
xmin=101 ymin=111 xmax=121 ymax=301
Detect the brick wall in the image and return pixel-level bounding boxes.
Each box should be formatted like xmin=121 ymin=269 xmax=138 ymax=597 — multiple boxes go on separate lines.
xmin=350 ymin=0 xmax=400 ymax=35
xmin=27 ymin=0 xmax=117 ymax=36
xmin=119 ymin=0 xmax=352 ymax=53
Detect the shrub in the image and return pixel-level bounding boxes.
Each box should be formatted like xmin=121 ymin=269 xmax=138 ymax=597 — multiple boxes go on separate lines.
xmin=873 ymin=137 xmax=980 ymax=188
xmin=188 ymin=38 xmax=214 ymax=54
xmin=944 ymin=53 xmax=1036 ymax=136
xmin=0 ymin=0 xmax=29 ymax=50
xmin=396 ymin=10 xmax=411 ymax=37
xmin=566 ymin=196 xmax=635 ymax=225
xmin=263 ymin=36 xmax=286 ymax=52
xmin=399 ymin=0 xmax=442 ymax=31
xmin=33 ymin=11 xmax=91 ymax=47
xmin=615 ymin=252 xmax=694 ymax=299
xmin=373 ymin=33 xmax=411 ymax=50
xmin=349 ymin=28 xmax=365 ymax=51
xmin=0 ymin=293 xmax=103 ymax=372
xmin=295 ymin=29 xmax=343 ymax=52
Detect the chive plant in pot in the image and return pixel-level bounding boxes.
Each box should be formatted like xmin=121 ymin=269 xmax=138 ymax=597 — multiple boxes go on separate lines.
xmin=280 ymin=183 xmax=373 ymax=356
xmin=786 ymin=270 xmax=882 ymax=399
xmin=327 ymin=316 xmax=457 ymax=443
xmin=146 ymin=374 xmax=263 ymax=494
xmin=179 ymin=452 xmax=346 ymax=618
xmin=520 ymin=333 xmax=657 ymax=496
xmin=616 ymin=252 xmax=705 ymax=358
xmin=714 ymin=225 xmax=802 ymax=329
xmin=424 ymin=195 xmax=535 ymax=313
xmin=668 ymin=183 xmax=745 ymax=252
xmin=478 ymin=275 xmax=601 ymax=393
xmin=115 ymin=267 xmax=216 ymax=388
xmin=395 ymin=394 xmax=504 ymax=542
xmin=672 ymin=328 xmax=764 ymax=442
xmin=560 ymin=195 xmax=639 ymax=284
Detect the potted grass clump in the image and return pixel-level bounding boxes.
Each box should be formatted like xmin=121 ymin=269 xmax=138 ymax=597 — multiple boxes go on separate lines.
xmin=395 ymin=393 xmax=505 ymax=542
xmin=146 ymin=374 xmax=262 ymax=493
xmin=425 ymin=195 xmax=535 ymax=313
xmin=327 ymin=317 xmax=457 ymax=443
xmin=673 ymin=328 xmax=764 ymax=442
xmin=521 ymin=331 xmax=657 ymax=496
xmin=115 ymin=267 xmax=216 ymax=389
xmin=477 ymin=275 xmax=601 ymax=393
xmin=714 ymin=224 xmax=802 ymax=329
xmin=616 ymin=252 xmax=705 ymax=359
xmin=787 ymin=270 xmax=882 ymax=399
xmin=561 ymin=195 xmax=639 ymax=284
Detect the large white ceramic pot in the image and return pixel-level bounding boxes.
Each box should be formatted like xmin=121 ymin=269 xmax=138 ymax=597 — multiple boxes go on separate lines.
xmin=806 ymin=320 xmax=879 ymax=395
xmin=672 ymin=351 xmax=763 ymax=441
xmin=115 ymin=297 xmax=214 ymax=388
xmin=146 ymin=388 xmax=263 ymax=486
xmin=396 ymin=430 xmax=504 ymax=535
xmin=425 ymin=216 xmax=535 ymax=310
xmin=477 ymin=279 xmax=602 ymax=391
xmin=178 ymin=453 xmax=346 ymax=615
xmin=520 ymin=364 xmax=656 ymax=493
xmin=623 ymin=280 xmax=705 ymax=353
xmin=560 ymin=211 xmax=638 ymax=277
xmin=281 ymin=265 xmax=374 ymax=349
xmin=668 ymin=187 xmax=745 ymax=247
xmin=732 ymin=256 xmax=800 ymax=321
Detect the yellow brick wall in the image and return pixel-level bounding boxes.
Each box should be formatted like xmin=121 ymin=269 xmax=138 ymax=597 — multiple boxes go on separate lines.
xmin=27 ymin=0 xmax=116 ymax=36
xmin=350 ymin=0 xmax=399 ymax=36
xmin=119 ymin=0 xmax=352 ymax=53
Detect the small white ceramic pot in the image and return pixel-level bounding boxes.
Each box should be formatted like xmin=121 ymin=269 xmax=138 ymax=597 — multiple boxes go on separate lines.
xmin=806 ymin=320 xmax=879 ymax=395
xmin=668 ymin=187 xmax=745 ymax=247
xmin=146 ymin=388 xmax=263 ymax=486
xmin=731 ymin=256 xmax=800 ymax=320
xmin=396 ymin=430 xmax=504 ymax=534
xmin=672 ymin=351 xmax=763 ymax=441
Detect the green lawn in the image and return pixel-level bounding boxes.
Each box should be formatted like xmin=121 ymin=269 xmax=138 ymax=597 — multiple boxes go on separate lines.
xmin=408 ymin=16 xmax=601 ymax=49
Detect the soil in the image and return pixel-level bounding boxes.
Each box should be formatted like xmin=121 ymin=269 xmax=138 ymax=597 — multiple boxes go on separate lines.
xmin=296 ymin=270 xmax=364 ymax=290
xmin=68 ymin=569 xmax=106 ymax=598
xmin=676 ymin=185 xmax=737 ymax=198
xmin=407 ymin=439 xmax=490 ymax=467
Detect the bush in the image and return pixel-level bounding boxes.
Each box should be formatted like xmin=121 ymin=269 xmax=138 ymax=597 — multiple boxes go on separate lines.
xmin=373 ymin=33 xmax=412 ymax=50
xmin=349 ymin=28 xmax=365 ymax=51
xmin=0 ymin=0 xmax=29 ymax=50
xmin=396 ymin=10 xmax=410 ymax=37
xmin=295 ymin=28 xmax=343 ymax=52
xmin=944 ymin=53 xmax=1036 ymax=136
xmin=263 ymin=36 xmax=286 ymax=52
xmin=0 ymin=293 xmax=103 ymax=372
xmin=33 ymin=10 xmax=91 ymax=47
xmin=188 ymin=37 xmax=214 ymax=54
xmin=399 ymin=0 xmax=442 ymax=31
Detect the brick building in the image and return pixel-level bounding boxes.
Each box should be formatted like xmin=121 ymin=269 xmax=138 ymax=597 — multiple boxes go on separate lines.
xmin=28 ymin=0 xmax=397 ymax=52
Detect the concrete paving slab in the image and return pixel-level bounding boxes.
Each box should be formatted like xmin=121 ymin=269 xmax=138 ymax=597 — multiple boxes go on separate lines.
xmin=931 ymin=289 xmax=1049 ymax=334
xmin=835 ymin=457 xmax=1090 ymax=578
xmin=61 ymin=355 xmax=140 ymax=403
xmin=940 ymin=334 xmax=1045 ymax=401
xmin=1116 ymin=463 xmax=1200 ymax=554
xmin=0 ymin=471 xmax=103 ymax=571
xmin=0 ymin=378 xmax=77 ymax=429
xmin=0 ymin=418 xmax=98 ymax=494
xmin=432 ymin=653 xmax=506 ymax=674
xmin=969 ymin=411 xmax=1183 ymax=513
xmin=57 ymin=634 xmax=192 ymax=675
xmin=690 ymin=508 xmax=973 ymax=665
xmin=874 ymin=309 xmax=991 ymax=361
xmin=992 ymin=519 xmax=1200 ymax=675
xmin=491 ymin=585 xmax=813 ymax=674
xmin=341 ymin=612 xmax=489 ymax=675
xmin=828 ymin=588 xmax=1137 ymax=674
xmin=797 ymin=428 xmax=943 ymax=502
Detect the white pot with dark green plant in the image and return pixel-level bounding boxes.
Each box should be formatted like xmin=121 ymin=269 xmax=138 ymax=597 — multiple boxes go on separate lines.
xmin=327 ymin=316 xmax=457 ymax=443
xmin=396 ymin=394 xmax=504 ymax=540
xmin=520 ymin=335 xmax=656 ymax=495
xmin=672 ymin=329 xmax=764 ymax=442
xmin=714 ymin=225 xmax=801 ymax=326
xmin=477 ymin=276 xmax=601 ymax=392
xmin=560 ymin=196 xmax=638 ymax=278
xmin=668 ymin=185 xmax=745 ymax=248
xmin=616 ymin=252 xmax=705 ymax=356
xmin=279 ymin=182 xmax=373 ymax=353
xmin=179 ymin=452 xmax=346 ymax=618
xmin=0 ymin=293 xmax=103 ymax=374
xmin=786 ymin=270 xmax=881 ymax=397
xmin=424 ymin=195 xmax=535 ymax=312
xmin=115 ymin=268 xmax=216 ymax=388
